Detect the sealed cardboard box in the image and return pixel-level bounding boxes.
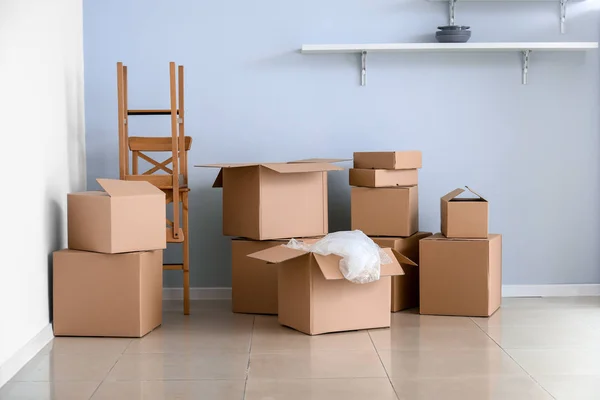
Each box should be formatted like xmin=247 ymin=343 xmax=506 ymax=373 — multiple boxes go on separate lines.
xmin=351 ymin=186 xmax=418 ymax=237
xmin=419 ymin=234 xmax=502 ymax=317
xmin=53 ymin=249 xmax=163 ymax=337
xmin=68 ymin=179 xmax=166 ymax=254
xmin=349 ymin=168 xmax=418 ymax=188
xmin=441 ymin=186 xmax=488 ymax=239
xmin=249 ymin=245 xmax=406 ymax=335
xmin=353 ymin=151 xmax=422 ymax=170
xmin=231 ymin=238 xmax=285 ymax=315
xmin=198 ymin=160 xmax=343 ymax=240
xmin=372 ymin=232 xmax=433 ymax=312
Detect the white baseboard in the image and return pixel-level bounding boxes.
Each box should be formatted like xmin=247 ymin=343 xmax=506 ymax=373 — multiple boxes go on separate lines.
xmin=164 ymin=285 xmax=600 ymax=301
xmin=163 ymin=287 xmax=232 ymax=300
xmin=0 ymin=324 xmax=53 ymax=388
xmin=502 ymin=284 xmax=600 ymax=298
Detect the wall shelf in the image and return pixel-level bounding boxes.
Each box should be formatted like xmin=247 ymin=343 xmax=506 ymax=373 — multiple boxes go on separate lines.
xmin=429 ymin=0 xmax=585 ymax=34
xmin=300 ymin=42 xmax=598 ymax=85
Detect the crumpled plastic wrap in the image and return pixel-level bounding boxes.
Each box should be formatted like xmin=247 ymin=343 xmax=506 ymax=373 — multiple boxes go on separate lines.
xmin=286 ymin=230 xmax=392 ymax=284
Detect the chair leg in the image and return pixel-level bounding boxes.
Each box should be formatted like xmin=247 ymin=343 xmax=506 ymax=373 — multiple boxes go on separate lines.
xmin=182 ymin=191 xmax=190 ymax=315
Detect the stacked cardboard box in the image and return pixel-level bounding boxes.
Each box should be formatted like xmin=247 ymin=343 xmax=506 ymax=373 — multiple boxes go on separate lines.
xmin=52 ymin=179 xmax=166 ymax=338
xmin=201 ymin=160 xmax=345 ymax=315
xmin=419 ymin=187 xmax=502 ymax=317
xmin=350 ymin=151 xmax=432 ymax=312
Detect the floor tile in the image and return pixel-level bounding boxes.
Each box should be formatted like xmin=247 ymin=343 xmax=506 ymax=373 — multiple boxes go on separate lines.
xmin=105 ymin=351 xmax=249 ymax=381
xmin=125 ymin=329 xmax=252 ymax=353
xmin=91 ymin=380 xmax=245 ymax=400
xmin=369 ymin=326 xmax=497 ymax=351
xmin=472 ymin=307 xmax=600 ymax=329
xmin=251 ymin=316 xmax=374 ymax=353
xmin=11 ymin=353 xmax=120 ymax=382
xmin=0 ymin=381 xmax=99 ymax=400
xmin=38 ymin=338 xmax=132 ymax=356
xmin=485 ymin=325 xmax=600 ymax=349
xmin=389 ymin=310 xmax=479 ymax=330
xmin=505 ymin=348 xmax=600 ymax=375
xmin=535 ymin=375 xmax=600 ymax=400
xmin=379 ymin=349 xmax=527 ymax=379
xmin=390 ymin=376 xmax=553 ymax=400
xmin=249 ymin=349 xmax=386 ymax=379
xmin=245 ymin=378 xmax=398 ymax=400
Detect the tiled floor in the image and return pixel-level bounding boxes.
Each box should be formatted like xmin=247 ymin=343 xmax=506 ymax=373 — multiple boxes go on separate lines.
xmin=2 ymin=297 xmax=600 ymax=399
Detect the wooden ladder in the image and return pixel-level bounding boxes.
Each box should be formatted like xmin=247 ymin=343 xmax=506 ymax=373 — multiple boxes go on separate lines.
xmin=116 ymin=61 xmax=191 ymax=315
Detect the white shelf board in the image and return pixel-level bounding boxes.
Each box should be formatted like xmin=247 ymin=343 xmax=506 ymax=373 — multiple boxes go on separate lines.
xmin=429 ymin=0 xmax=584 ymax=2
xmin=301 ymin=42 xmax=599 ymax=54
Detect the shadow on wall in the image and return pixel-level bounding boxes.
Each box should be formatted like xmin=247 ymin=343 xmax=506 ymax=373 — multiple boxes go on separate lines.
xmin=45 ymin=198 xmax=63 ymax=322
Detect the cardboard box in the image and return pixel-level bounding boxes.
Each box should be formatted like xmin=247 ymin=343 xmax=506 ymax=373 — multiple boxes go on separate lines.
xmin=351 ymin=186 xmax=419 ymax=237
xmin=353 ymin=151 xmax=422 ymax=170
xmin=419 ymin=234 xmax=502 ymax=317
xmin=199 ymin=160 xmax=344 ymax=240
xmin=248 ymin=245 xmax=407 ymax=335
xmin=372 ymin=232 xmax=433 ymax=312
xmin=349 ymin=169 xmax=418 ymax=188
xmin=441 ymin=186 xmax=488 ymax=239
xmin=53 ymin=249 xmax=163 ymax=337
xmin=68 ymin=179 xmax=166 ymax=254
xmin=231 ymin=238 xmax=284 ymax=315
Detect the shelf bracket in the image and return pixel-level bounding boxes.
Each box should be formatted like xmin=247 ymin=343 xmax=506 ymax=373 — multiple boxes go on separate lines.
xmin=560 ymin=0 xmax=567 ymax=34
xmin=361 ymin=51 xmax=367 ymax=86
xmin=449 ymin=0 xmax=457 ymax=26
xmin=521 ymin=50 xmax=531 ymax=85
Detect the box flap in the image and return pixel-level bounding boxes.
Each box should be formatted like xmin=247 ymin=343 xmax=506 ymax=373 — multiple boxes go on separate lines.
xmin=380 ymin=248 xmax=406 ymax=277
xmin=441 ymin=188 xmax=465 ymax=202
xmin=247 ymin=245 xmax=309 ymax=264
xmin=195 ymin=163 xmax=260 ymax=168
xmin=290 ymin=158 xmax=349 ymax=163
xmin=391 ymin=250 xmax=418 ymax=267
xmin=263 ymin=163 xmax=344 ymax=174
xmin=465 ymin=186 xmax=487 ymax=201
xmin=97 ymin=179 xmax=161 ymax=197
xmin=212 ymin=170 xmax=224 ymax=188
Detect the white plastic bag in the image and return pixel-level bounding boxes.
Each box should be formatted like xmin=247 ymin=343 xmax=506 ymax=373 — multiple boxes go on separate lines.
xmin=285 ymin=230 xmax=392 ymax=284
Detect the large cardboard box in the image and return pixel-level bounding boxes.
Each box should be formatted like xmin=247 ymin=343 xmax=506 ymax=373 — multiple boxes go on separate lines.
xmin=231 ymin=238 xmax=284 ymax=315
xmin=441 ymin=187 xmax=488 ymax=239
xmin=353 ymin=151 xmax=422 ymax=170
xmin=249 ymin=245 xmax=407 ymax=335
xmin=199 ymin=160 xmax=344 ymax=240
xmin=372 ymin=232 xmax=433 ymax=312
xmin=53 ymin=249 xmax=163 ymax=337
xmin=68 ymin=179 xmax=166 ymax=254
xmin=349 ymin=169 xmax=418 ymax=188
xmin=351 ymin=186 xmax=418 ymax=237
xmin=419 ymin=234 xmax=502 ymax=317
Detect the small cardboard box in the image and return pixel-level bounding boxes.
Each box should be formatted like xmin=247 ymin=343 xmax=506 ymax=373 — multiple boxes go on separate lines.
xmin=68 ymin=179 xmax=166 ymax=254
xmin=372 ymin=232 xmax=433 ymax=312
xmin=353 ymin=151 xmax=422 ymax=170
xmin=351 ymin=186 xmax=419 ymax=237
xmin=198 ymin=160 xmax=344 ymax=240
xmin=248 ymin=245 xmax=406 ymax=335
xmin=231 ymin=238 xmax=285 ymax=315
xmin=441 ymin=186 xmax=488 ymax=239
xmin=53 ymin=249 xmax=163 ymax=337
xmin=419 ymin=234 xmax=502 ymax=317
xmin=349 ymin=169 xmax=418 ymax=188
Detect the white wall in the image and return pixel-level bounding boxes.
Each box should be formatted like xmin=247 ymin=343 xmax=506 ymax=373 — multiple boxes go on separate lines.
xmin=0 ymin=0 xmax=86 ymax=380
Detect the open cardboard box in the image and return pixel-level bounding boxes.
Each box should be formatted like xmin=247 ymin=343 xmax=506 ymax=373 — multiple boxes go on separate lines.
xmin=441 ymin=186 xmax=488 ymax=239
xmin=248 ymin=242 xmax=414 ymax=335
xmin=197 ymin=159 xmax=346 ymax=240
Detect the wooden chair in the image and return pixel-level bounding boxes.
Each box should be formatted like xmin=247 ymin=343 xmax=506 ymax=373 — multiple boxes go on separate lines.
xmin=116 ymin=61 xmax=191 ymax=315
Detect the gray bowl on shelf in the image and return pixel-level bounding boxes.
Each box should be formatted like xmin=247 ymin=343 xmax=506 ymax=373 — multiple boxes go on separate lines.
xmin=435 ymin=29 xmax=471 ymax=43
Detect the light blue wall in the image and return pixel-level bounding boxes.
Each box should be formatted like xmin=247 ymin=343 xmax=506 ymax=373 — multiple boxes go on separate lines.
xmin=83 ymin=0 xmax=600 ymax=288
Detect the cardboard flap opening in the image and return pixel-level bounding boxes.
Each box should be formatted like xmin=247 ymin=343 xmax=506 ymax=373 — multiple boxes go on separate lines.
xmin=97 ymin=179 xmax=160 ymax=197
xmin=441 ymin=188 xmax=465 ymax=202
xmin=263 ymin=163 xmax=344 ymax=174
xmin=247 ymin=245 xmax=309 ymax=264
xmin=391 ymin=250 xmax=417 ymax=267
xmin=313 ymin=253 xmax=345 ymax=280
xmin=289 ymin=158 xmax=351 ymax=164
xmin=380 ymin=248 xmax=406 ymax=277
xmin=465 ymin=186 xmax=487 ymax=201
xmin=195 ymin=163 xmax=259 ymax=168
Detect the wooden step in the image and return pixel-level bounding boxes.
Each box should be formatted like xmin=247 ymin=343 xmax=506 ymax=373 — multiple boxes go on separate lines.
xmin=163 ymin=264 xmax=184 ymax=271
xmin=127 ymin=109 xmax=179 ymax=116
